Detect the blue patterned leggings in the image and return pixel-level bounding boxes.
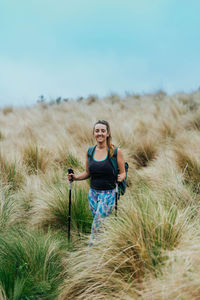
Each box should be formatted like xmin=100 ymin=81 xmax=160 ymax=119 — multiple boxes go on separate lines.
xmin=88 ymin=188 xmax=116 ymax=243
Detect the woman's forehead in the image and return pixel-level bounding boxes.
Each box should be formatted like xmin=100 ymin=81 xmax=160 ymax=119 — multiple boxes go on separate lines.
xmin=94 ymin=123 xmax=107 ymax=130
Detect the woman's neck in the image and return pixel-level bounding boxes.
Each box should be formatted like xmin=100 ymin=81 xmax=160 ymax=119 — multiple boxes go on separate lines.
xmin=96 ymin=142 xmax=107 ymax=150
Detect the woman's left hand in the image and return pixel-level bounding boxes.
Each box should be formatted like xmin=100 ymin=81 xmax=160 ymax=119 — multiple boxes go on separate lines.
xmin=117 ymin=174 xmax=125 ymax=182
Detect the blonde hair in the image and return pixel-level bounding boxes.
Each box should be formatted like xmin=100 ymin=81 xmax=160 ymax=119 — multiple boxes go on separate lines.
xmin=93 ymin=120 xmax=115 ymax=157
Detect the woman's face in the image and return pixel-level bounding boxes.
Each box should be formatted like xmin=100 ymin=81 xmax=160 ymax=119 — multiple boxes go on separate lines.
xmin=93 ymin=124 xmax=109 ymax=143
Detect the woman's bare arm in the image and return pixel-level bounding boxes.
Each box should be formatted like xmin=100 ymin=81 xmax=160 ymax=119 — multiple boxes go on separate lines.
xmin=67 ymin=153 xmax=90 ymax=181
xmin=116 ymin=148 xmax=126 ymax=182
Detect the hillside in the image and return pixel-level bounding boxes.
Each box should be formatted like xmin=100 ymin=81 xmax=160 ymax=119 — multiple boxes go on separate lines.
xmin=0 ymin=90 xmax=200 ymax=299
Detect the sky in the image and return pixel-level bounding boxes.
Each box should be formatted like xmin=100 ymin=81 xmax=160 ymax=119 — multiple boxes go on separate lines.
xmin=0 ymin=0 xmax=200 ymax=107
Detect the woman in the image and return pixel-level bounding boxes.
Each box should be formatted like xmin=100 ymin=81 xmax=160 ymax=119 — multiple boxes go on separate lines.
xmin=68 ymin=120 xmax=126 ymax=243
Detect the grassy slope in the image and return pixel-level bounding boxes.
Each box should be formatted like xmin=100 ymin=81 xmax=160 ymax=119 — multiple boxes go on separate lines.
xmin=0 ymin=90 xmax=200 ymax=299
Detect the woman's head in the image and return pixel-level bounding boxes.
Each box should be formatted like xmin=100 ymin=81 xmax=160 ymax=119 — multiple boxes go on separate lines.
xmin=93 ymin=120 xmax=114 ymax=155
xmin=93 ymin=120 xmax=110 ymax=136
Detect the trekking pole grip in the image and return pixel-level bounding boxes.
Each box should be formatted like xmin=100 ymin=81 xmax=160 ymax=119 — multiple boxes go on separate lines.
xmin=68 ymin=168 xmax=74 ymax=188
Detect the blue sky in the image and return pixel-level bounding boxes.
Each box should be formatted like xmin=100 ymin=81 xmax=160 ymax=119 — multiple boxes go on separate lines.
xmin=0 ymin=0 xmax=200 ymax=107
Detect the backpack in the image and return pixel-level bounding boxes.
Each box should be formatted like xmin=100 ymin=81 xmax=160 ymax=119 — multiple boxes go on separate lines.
xmin=87 ymin=146 xmax=129 ymax=196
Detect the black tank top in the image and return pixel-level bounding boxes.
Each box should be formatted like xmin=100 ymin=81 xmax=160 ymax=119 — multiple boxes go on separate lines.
xmin=88 ymin=148 xmax=116 ymax=190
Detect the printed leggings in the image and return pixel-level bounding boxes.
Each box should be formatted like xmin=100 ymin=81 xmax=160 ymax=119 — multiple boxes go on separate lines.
xmin=88 ymin=188 xmax=116 ymax=243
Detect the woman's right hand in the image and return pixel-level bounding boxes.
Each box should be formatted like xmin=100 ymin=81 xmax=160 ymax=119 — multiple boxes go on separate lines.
xmin=67 ymin=173 xmax=75 ymax=182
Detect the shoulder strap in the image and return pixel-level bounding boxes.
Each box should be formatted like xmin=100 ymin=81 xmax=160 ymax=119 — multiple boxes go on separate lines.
xmin=87 ymin=145 xmax=96 ymax=158
xmin=113 ymin=147 xmax=118 ymax=158
xmin=109 ymin=147 xmax=118 ymax=176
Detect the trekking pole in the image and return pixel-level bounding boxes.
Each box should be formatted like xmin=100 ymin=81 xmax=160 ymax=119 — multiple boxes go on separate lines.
xmin=115 ymin=183 xmax=119 ymax=217
xmin=115 ymin=168 xmax=120 ymax=217
xmin=68 ymin=168 xmax=74 ymax=242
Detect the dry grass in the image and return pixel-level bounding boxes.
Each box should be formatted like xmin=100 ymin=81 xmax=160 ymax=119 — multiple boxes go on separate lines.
xmin=59 ymin=190 xmax=191 ymax=300
xmin=22 ymin=143 xmax=52 ymax=174
xmin=172 ymin=131 xmax=200 ymax=193
xmin=2 ymin=106 xmax=13 ymax=115
xmin=30 ymin=176 xmax=92 ymax=235
xmin=55 ymin=146 xmax=84 ymax=171
xmin=131 ymin=136 xmax=158 ymax=169
xmin=0 ymin=154 xmax=24 ymax=191
xmin=0 ymin=91 xmax=200 ymax=299
xmin=0 ymin=130 xmax=5 ymax=141
xmin=140 ymin=229 xmax=200 ymax=300
xmin=0 ymin=187 xmax=24 ymax=231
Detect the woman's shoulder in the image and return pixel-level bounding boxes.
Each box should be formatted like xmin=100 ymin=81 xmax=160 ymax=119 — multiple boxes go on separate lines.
xmin=88 ymin=145 xmax=96 ymax=150
xmin=87 ymin=145 xmax=96 ymax=156
xmin=116 ymin=148 xmax=124 ymax=161
xmin=113 ymin=146 xmax=122 ymax=154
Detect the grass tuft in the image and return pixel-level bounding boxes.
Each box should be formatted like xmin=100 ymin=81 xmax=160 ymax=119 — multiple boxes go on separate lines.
xmin=2 ymin=106 xmax=13 ymax=115
xmin=0 ymin=131 xmax=5 ymax=141
xmin=0 ymin=155 xmax=24 ymax=191
xmin=31 ymin=181 xmax=92 ymax=235
xmin=0 ymin=228 xmax=66 ymax=299
xmin=0 ymin=187 xmax=22 ymax=232
xmin=55 ymin=148 xmax=84 ymax=171
xmin=22 ymin=143 xmax=51 ymax=174
xmin=132 ymin=138 xmax=157 ymax=169
xmin=174 ymin=146 xmax=200 ymax=193
xmin=140 ymin=229 xmax=200 ymax=300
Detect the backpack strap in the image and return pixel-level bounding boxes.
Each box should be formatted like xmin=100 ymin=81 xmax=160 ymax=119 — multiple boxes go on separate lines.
xmin=113 ymin=147 xmax=118 ymax=158
xmin=109 ymin=147 xmax=118 ymax=177
xmin=87 ymin=145 xmax=96 ymax=159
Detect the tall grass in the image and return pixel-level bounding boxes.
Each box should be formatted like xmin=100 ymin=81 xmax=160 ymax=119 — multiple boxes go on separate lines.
xmin=0 ymin=130 xmax=5 ymax=141
xmin=140 ymin=229 xmax=200 ymax=300
xmin=0 ymin=187 xmax=22 ymax=231
xmin=173 ymin=132 xmax=200 ymax=193
xmin=134 ymin=152 xmax=199 ymax=211
xmin=1 ymin=91 xmax=200 ymax=299
xmin=2 ymin=106 xmax=13 ymax=115
xmin=31 ymin=180 xmax=92 ymax=235
xmin=0 ymin=228 xmax=66 ymax=299
xmin=22 ymin=143 xmax=51 ymax=174
xmin=59 ymin=187 xmax=191 ymax=300
xmin=174 ymin=147 xmax=200 ymax=191
xmin=55 ymin=147 xmax=84 ymax=171
xmin=183 ymin=107 xmax=200 ymax=131
xmin=132 ymin=137 xmax=158 ymax=169
xmin=0 ymin=155 xmax=24 ymax=191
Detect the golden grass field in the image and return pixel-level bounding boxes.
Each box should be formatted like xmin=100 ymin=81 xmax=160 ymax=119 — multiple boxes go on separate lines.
xmin=1 ymin=90 xmax=200 ymax=299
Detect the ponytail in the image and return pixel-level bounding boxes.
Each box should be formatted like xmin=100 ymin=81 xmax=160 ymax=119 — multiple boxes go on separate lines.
xmin=107 ymin=135 xmax=115 ymax=157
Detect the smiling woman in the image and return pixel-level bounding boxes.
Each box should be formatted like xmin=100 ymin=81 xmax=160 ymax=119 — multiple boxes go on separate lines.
xmin=67 ymin=120 xmax=126 ymax=245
